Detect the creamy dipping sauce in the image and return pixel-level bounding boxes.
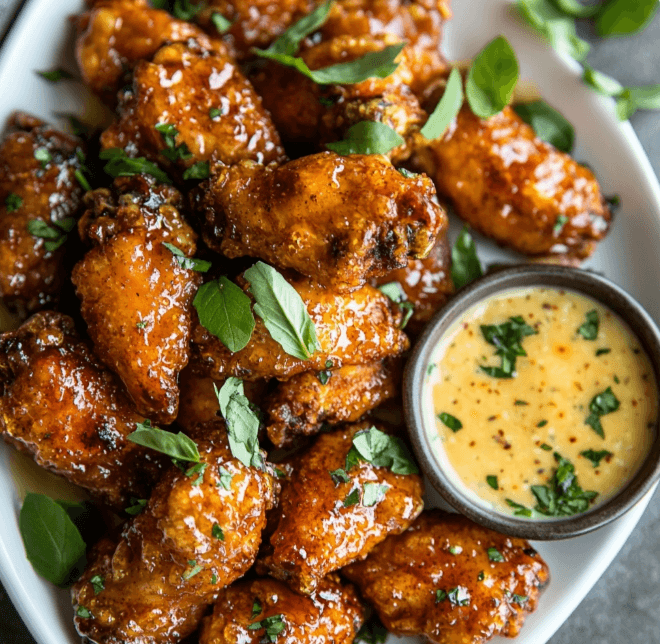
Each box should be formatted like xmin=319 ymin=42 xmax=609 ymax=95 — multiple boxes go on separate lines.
xmin=425 ymin=287 xmax=658 ymax=518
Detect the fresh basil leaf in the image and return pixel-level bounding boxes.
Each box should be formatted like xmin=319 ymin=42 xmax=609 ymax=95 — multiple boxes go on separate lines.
xmin=244 ymin=261 xmax=320 ymax=360
xmin=451 ymin=227 xmax=483 ymax=289
xmin=349 ymin=426 xmax=419 ymax=475
xmin=162 ymin=242 xmax=211 ymax=272
xmin=506 ymin=498 xmax=533 ymax=517
xmin=537 ymin=419 xmax=548 ymax=428
xmin=76 ymin=606 xmax=93 ymax=619
xmin=125 ymin=497 xmax=147 ymax=515
xmin=89 ymin=574 xmax=105 ymax=595
xmin=211 ymin=12 xmax=233 ymax=33
xmin=225 ymin=392 xmax=262 ymax=468
xmin=577 ymin=309 xmax=599 ymax=339
xmin=447 ymin=586 xmax=471 ymax=606
xmin=194 ymin=277 xmax=256 ymax=353
xmin=540 ymin=443 xmax=553 ymax=451
xmin=438 ymin=412 xmax=463 ymax=432
xmin=209 ymin=107 xmax=224 ymax=119
xmin=615 ymin=84 xmax=660 ymax=120
xmin=215 ymin=378 xmax=244 ymax=418
xmin=326 ymin=121 xmax=404 ymax=155
xmin=343 ymin=488 xmax=360 ymax=507
xmin=486 ymin=475 xmax=499 ymax=490
xmin=5 ymin=193 xmax=23 ymax=212
xmin=34 ymin=147 xmax=52 ymax=167
xmin=329 ymin=468 xmax=351 ymax=485
xmin=552 ymin=0 xmax=600 ymax=17
xmin=182 ymin=560 xmax=203 ymax=580
xmin=421 ymin=67 xmax=464 ymax=139
xmin=100 ymin=148 xmax=171 ymax=184
xmin=27 ymin=218 xmax=76 ymax=252
xmin=362 ymin=483 xmax=389 ymax=507
xmin=585 ymin=386 xmax=620 ymax=437
xmin=581 ymin=449 xmax=613 ymax=467
xmin=480 ymin=315 xmax=538 ymax=378
xmin=513 ymin=100 xmax=575 ymax=152
xmin=217 ymin=466 xmax=233 ymax=490
xmin=252 ymin=599 xmax=262 ymax=618
xmin=466 ymin=36 xmax=519 ymax=119
xmin=36 ymin=68 xmax=75 ymax=82
xmin=19 ymin=493 xmax=86 ymax=587
xmin=377 ymin=281 xmax=413 ymax=328
xmin=435 ymin=589 xmax=448 ymax=603
xmin=487 ymin=547 xmax=505 ymax=562
xmin=596 ymin=0 xmax=659 ymax=36
xmin=183 ymin=161 xmax=210 ymax=180
xmin=128 ymin=419 xmax=200 ymax=462
xmin=266 ymin=1 xmax=333 ymax=56
xmin=515 ymin=399 xmax=529 ymax=406
xmin=510 ymin=593 xmax=529 ymax=605
xmin=355 ymin=615 xmax=388 ymax=643
xmin=185 ymin=462 xmax=208 ymax=486
xmin=248 ymin=614 xmax=286 ymax=642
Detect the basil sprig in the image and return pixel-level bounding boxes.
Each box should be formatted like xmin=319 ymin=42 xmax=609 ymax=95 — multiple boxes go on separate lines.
xmin=513 ymin=100 xmax=575 ymax=153
xmin=211 ymin=12 xmax=232 ymax=33
xmin=420 ymin=67 xmax=464 ymax=139
xmin=163 ymin=242 xmax=211 ymax=272
xmin=100 ymin=148 xmax=171 ymax=184
xmin=127 ymin=419 xmax=200 ymax=462
xmin=326 ymin=121 xmax=404 ymax=155
xmin=451 ymin=227 xmax=483 ymax=289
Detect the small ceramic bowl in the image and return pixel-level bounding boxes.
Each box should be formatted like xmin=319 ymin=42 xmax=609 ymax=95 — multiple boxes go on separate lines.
xmin=403 ymin=264 xmax=660 ymax=540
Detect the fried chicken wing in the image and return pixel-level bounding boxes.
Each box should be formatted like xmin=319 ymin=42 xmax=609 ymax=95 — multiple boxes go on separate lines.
xmin=75 ymin=0 xmax=211 ymax=103
xmin=0 ymin=113 xmax=86 ymax=317
xmin=265 ymin=361 xmax=399 ymax=447
xmin=191 ymin=275 xmax=409 ymax=381
xmin=72 ymin=427 xmax=278 ymax=644
xmin=71 ymin=176 xmax=201 ymax=424
xmin=0 ymin=312 xmax=164 ymax=509
xmin=100 ymin=39 xmax=284 ymax=180
xmin=199 ymin=575 xmax=364 ymax=644
xmin=196 ymin=152 xmax=446 ymax=291
xmin=412 ymin=104 xmax=613 ymax=264
xmin=257 ymin=421 xmax=424 ymax=594
xmin=343 ymin=510 xmax=550 ymax=644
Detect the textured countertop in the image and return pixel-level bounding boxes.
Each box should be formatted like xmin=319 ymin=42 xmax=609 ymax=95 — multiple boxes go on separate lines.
xmin=0 ymin=1 xmax=659 ymax=643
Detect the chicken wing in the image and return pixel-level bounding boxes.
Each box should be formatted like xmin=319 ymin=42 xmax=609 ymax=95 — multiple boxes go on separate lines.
xmin=342 ymin=510 xmax=550 ymax=644
xmin=265 ymin=360 xmax=399 ymax=447
xmin=191 ymin=275 xmax=410 ymax=381
xmin=199 ymin=575 xmax=364 ymax=644
xmin=0 ymin=312 xmax=165 ymax=509
xmin=412 ymin=104 xmax=613 ymax=264
xmin=0 ymin=113 xmax=86 ymax=317
xmin=195 ymin=152 xmax=446 ymax=291
xmin=257 ymin=421 xmax=424 ymax=594
xmin=71 ymin=176 xmax=201 ymax=424
xmin=72 ymin=427 xmax=278 ymax=644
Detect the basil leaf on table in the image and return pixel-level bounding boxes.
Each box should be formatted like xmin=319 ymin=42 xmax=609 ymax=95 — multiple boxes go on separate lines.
xmin=596 ymin=0 xmax=659 ymax=37
xmin=19 ymin=493 xmax=86 ymax=587
xmin=420 ymin=67 xmax=464 ymax=139
xmin=128 ymin=420 xmax=200 ymax=462
xmin=466 ymin=36 xmax=519 ymax=119
xmin=194 ymin=276 xmax=256 ymax=353
xmin=513 ymin=100 xmax=575 ymax=153
xmin=244 ymin=261 xmax=321 ymax=360
xmin=326 ymin=121 xmax=404 ymax=155
xmin=100 ymin=148 xmax=171 ymax=184
xmin=162 ymin=243 xmax=211 ymax=272
xmin=451 ymin=227 xmax=483 ymax=289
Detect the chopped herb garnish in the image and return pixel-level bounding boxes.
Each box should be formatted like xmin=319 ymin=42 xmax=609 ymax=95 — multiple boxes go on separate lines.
xmin=317 ymin=370 xmax=331 ymax=385
xmin=89 ymin=575 xmax=105 ymax=595
xmin=100 ymin=148 xmax=171 ymax=184
xmin=152 ymin=0 xmax=204 ymax=20
xmin=185 ymin=462 xmax=208 ymax=486
xmin=596 ymin=348 xmax=611 ymax=356
xmin=76 ymin=606 xmax=92 ymax=619
xmin=155 ymin=122 xmax=192 ymax=162
xmin=34 ymin=147 xmax=52 ymax=167
xmin=427 ymin=364 xmax=437 ymax=375
xmin=183 ymin=161 xmax=210 ymax=180
xmin=136 ymin=320 xmax=147 ymax=329
xmin=420 ymin=67 xmax=463 ymax=139
xmin=581 ymin=449 xmax=613 ymax=468
xmin=326 ymin=121 xmax=404 ymax=156
xmin=486 ymin=475 xmax=499 ymax=490
xmin=212 ymin=523 xmax=225 ymax=540
xmin=514 ymin=399 xmax=529 ymax=406
xmin=329 ymin=468 xmax=350 ymax=486
xmin=75 ymin=168 xmax=91 ymax=192
xmin=509 ymin=593 xmax=529 ymax=605
xmin=449 ymin=545 xmax=462 ymax=555
xmin=398 ymin=168 xmax=417 ymax=178
xmin=487 ymin=547 xmax=505 ymax=562
xmin=252 ymin=599 xmax=262 ymax=618
xmin=506 ymin=498 xmax=533 ymax=517
xmin=248 ymin=614 xmax=286 ymax=642
xmin=477 ymin=570 xmax=485 ymax=581
xmin=354 ymin=615 xmax=388 ymax=643
xmin=211 ymin=573 xmax=218 ymax=584
xmin=36 ymin=68 xmax=74 ymax=82
xmin=362 ymin=483 xmax=389 ymax=507
xmin=540 ymin=443 xmax=553 ymax=451
xmin=585 ymin=386 xmax=620 ymax=438
xmin=182 ymin=560 xmax=203 ymax=580
xmin=447 ymin=586 xmax=471 ymax=606
xmin=211 ymin=12 xmax=233 ymax=33
xmin=125 ymin=497 xmax=147 ymax=516
xmin=577 ymin=309 xmax=599 ymax=340
xmin=438 ymin=412 xmax=463 ymax=432
xmin=343 ymin=488 xmax=360 ymax=507
xmin=537 ymin=419 xmax=548 ymax=428
xmin=614 ymin=375 xmax=620 ymax=384
xmin=163 ymin=242 xmax=211 ymax=272
xmin=435 ymin=589 xmax=448 ymax=603
xmin=377 ymin=281 xmax=413 ymax=329
xmin=553 ymin=214 xmax=569 ymax=235
xmin=451 ymin=226 xmax=483 ymax=289
xmin=27 ymin=217 xmax=76 ymax=252
xmin=5 ymin=192 xmax=23 ymax=212
xmin=480 ymin=316 xmax=538 ymax=378
xmin=209 ymin=107 xmax=224 ymax=119
xmin=217 ymin=466 xmax=233 ymax=490
xmin=513 ymin=100 xmax=574 ymax=153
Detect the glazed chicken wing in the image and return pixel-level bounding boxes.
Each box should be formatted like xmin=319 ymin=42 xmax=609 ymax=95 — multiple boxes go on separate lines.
xmin=412 ymin=104 xmax=613 ymax=264
xmin=196 ymin=152 xmax=446 ymax=291
xmin=0 ymin=312 xmax=164 ymax=509
xmin=0 ymin=113 xmax=86 ymax=317
xmin=71 ymin=176 xmax=201 ymax=424
xmin=265 ymin=360 xmax=399 ymax=447
xmin=257 ymin=421 xmax=424 ymax=594
xmin=343 ymin=511 xmax=550 ymax=644
xmin=191 ymin=275 xmax=409 ymax=381
xmin=73 ymin=427 xmax=278 ymax=644
xmin=199 ymin=575 xmax=364 ymax=644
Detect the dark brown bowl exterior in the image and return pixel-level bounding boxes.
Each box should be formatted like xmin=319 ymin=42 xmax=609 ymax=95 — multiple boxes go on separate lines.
xmin=404 ymin=264 xmax=660 ymax=540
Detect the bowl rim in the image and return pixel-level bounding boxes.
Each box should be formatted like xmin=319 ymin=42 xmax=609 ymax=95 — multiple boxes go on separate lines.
xmin=403 ymin=263 xmax=660 ymax=540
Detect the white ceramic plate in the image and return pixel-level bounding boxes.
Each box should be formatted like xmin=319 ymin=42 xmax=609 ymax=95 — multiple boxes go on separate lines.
xmin=1 ymin=0 xmax=660 ymax=643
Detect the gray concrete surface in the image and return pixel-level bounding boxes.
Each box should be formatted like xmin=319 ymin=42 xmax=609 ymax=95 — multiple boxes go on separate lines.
xmin=0 ymin=2 xmax=659 ymax=643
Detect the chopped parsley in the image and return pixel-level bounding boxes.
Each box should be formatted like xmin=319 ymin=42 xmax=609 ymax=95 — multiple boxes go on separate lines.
xmin=447 ymin=586 xmax=471 ymax=606
xmin=316 ymin=370 xmax=331 ymax=385
xmin=100 ymin=148 xmax=171 ymax=184
xmin=506 ymin=498 xmax=532 ymax=517
xmin=540 ymin=443 xmax=553 ymax=451
xmin=435 ymin=589 xmax=447 ymax=603
xmin=252 ymin=599 xmax=262 ymax=618
xmin=156 ymin=122 xmax=193 ymax=162
xmin=577 ymin=309 xmax=599 ymax=340
xmin=5 ymin=192 xmax=22 ymax=212
xmin=596 ymin=348 xmax=611 ymax=356
xmin=182 ymin=560 xmax=203 ymax=581
xmin=438 ymin=412 xmax=463 ymax=432
xmin=581 ymin=449 xmax=613 ymax=468
xmin=27 ymin=217 xmax=76 ymax=252
xmin=487 ymin=547 xmax=505 ymax=562
xmin=76 ymin=606 xmax=92 ymax=619
xmin=34 ymin=147 xmax=52 ymax=167
xmin=209 ymin=107 xmax=224 ymax=119
xmin=585 ymin=386 xmax=620 ymax=438
xmin=514 ymin=399 xmax=529 ymax=406
xmin=486 ymin=475 xmax=499 ymax=490
xmin=537 ymin=419 xmax=548 ymax=428
xmin=89 ymin=575 xmax=105 ymax=595
xmin=480 ymin=316 xmax=538 ymax=378
xmin=248 ymin=614 xmax=286 ymax=642
xmin=477 ymin=570 xmax=485 ymax=581
xmin=212 ymin=523 xmax=225 ymax=541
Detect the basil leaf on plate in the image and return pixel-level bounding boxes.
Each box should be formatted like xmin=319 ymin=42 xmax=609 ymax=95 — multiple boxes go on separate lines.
xmin=420 ymin=67 xmax=464 ymax=139
xmin=100 ymin=148 xmax=171 ymax=184
xmin=128 ymin=420 xmax=200 ymax=462
xmin=36 ymin=67 xmax=74 ymax=82
xmin=551 ymin=0 xmax=600 ymax=18
xmin=596 ymin=0 xmax=659 ymax=36
xmin=513 ymin=100 xmax=575 ymax=153
xmin=451 ymin=227 xmax=483 ymax=289
xmin=326 ymin=121 xmax=404 ymax=155
xmin=19 ymin=493 xmax=86 ymax=587
xmin=194 ymin=277 xmax=256 ymax=353
xmin=466 ymin=35 xmax=519 ymax=119
xmin=244 ymin=261 xmax=320 ymax=360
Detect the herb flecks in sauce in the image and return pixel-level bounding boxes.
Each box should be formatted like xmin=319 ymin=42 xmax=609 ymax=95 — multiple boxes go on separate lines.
xmin=480 ymin=316 xmax=537 ymax=378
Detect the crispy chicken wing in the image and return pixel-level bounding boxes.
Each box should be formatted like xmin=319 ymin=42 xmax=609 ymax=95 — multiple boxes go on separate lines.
xmin=72 ymin=176 xmax=201 ymax=424
xmin=412 ymin=104 xmax=612 ymax=264
xmin=72 ymin=427 xmax=278 ymax=644
xmin=257 ymin=421 xmax=424 ymax=594
xmin=191 ymin=275 xmax=410 ymax=381
xmin=343 ymin=510 xmax=550 ymax=644
xmin=265 ymin=361 xmax=399 ymax=447
xmin=199 ymin=575 xmax=364 ymax=644
xmin=196 ymin=152 xmax=446 ymax=291
xmin=75 ymin=0 xmax=211 ymax=103
xmin=0 ymin=312 xmax=164 ymax=509
xmin=0 ymin=113 xmax=86 ymax=317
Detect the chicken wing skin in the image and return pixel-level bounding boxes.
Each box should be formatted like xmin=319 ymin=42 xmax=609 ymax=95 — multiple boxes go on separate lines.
xmin=265 ymin=361 xmax=399 ymax=447
xmin=72 ymin=428 xmax=278 ymax=644
xmin=196 ymin=152 xmax=446 ymax=291
xmin=258 ymin=421 xmax=424 ymax=594
xmin=199 ymin=575 xmax=364 ymax=644
xmin=0 ymin=312 xmax=164 ymax=509
xmin=72 ymin=176 xmax=201 ymax=424
xmin=342 ymin=510 xmax=550 ymax=644
xmin=0 ymin=113 xmax=86 ymax=317
xmin=75 ymin=0 xmax=211 ymax=103
xmin=191 ymin=275 xmax=410 ymax=381
xmin=411 ymin=105 xmax=612 ymax=264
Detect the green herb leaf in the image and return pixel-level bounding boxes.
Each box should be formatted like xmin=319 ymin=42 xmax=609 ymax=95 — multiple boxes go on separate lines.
xmin=420 ymin=67 xmax=464 ymax=139
xmin=477 ymin=570 xmax=485 ymax=581
xmin=596 ymin=0 xmax=659 ymax=36
xmin=264 ymin=1 xmax=333 ymax=56
xmin=316 ymin=370 xmax=331 ymax=385
xmin=36 ymin=68 xmax=74 ymax=82
xmin=480 ymin=315 xmax=538 ymax=378
xmin=513 ymin=100 xmax=575 ymax=152
xmin=224 ymin=391 xmax=262 ymax=468
xmin=244 ymin=261 xmax=320 ymax=360
xmin=585 ymin=386 xmax=620 ymax=437
xmin=466 ymin=36 xmax=519 ymax=119
xmin=76 ymin=606 xmax=92 ymax=619
xmin=451 ymin=226 xmax=483 ymax=289
xmin=435 ymin=589 xmax=448 ymax=603
xmin=5 ymin=193 xmax=23 ymax=212
xmin=183 ymin=161 xmax=210 ymax=180
xmin=182 ymin=560 xmax=203 ymax=580
xmin=506 ymin=498 xmax=533 ymax=517
xmin=248 ymin=614 xmax=286 ymax=642
xmin=438 ymin=412 xmax=463 ymax=432
xmin=348 ymin=426 xmax=419 ymax=475
xmin=34 ymin=147 xmax=52 ymax=167
xmin=537 ymin=419 xmax=548 ymax=428
xmin=19 ymin=493 xmax=86 ymax=587
xmin=163 ymin=242 xmax=211 ymax=272
xmin=75 ymin=168 xmax=92 ymax=192
xmin=212 ymin=523 xmax=225 ymax=540
xmin=185 ymin=462 xmax=208 ymax=486
xmin=581 ymin=449 xmax=613 ymax=467
xmin=194 ymin=277 xmax=256 ymax=353
xmin=329 ymin=468 xmax=351 ymax=485
xmin=377 ymin=281 xmax=413 ymax=328
xmin=487 ymin=547 xmax=505 ymax=562
xmin=486 ymin=475 xmax=499 ymax=490
xmin=577 ymin=309 xmax=599 ymax=340
xmin=217 ymin=466 xmax=233 ymax=490
xmin=449 ymin=545 xmax=462 ymax=555
xmin=552 ymin=0 xmax=600 ymax=18
xmin=128 ymin=419 xmax=200 ymax=462
xmin=362 ymin=483 xmax=389 ymax=507
xmin=153 ymin=0 xmax=205 ymax=21
xmin=615 ymin=84 xmax=660 ymax=120
xmin=509 ymin=593 xmax=529 ymax=605
xmin=215 ymin=377 xmax=244 ymax=418
xmin=209 ymin=107 xmax=224 ymax=119
xmin=515 ymin=399 xmax=529 ymax=406
xmin=326 ymin=121 xmax=404 ymax=155
xmin=89 ymin=575 xmax=105 ymax=595
xmin=343 ymin=488 xmax=361 ymax=507
xmin=100 ymin=148 xmax=171 ymax=184
xmin=582 ymin=66 xmax=624 ymax=96
xmin=596 ymin=348 xmax=611 ymax=356
xmin=156 ymin=122 xmax=192 ymax=162
xmin=211 ymin=12 xmax=233 ymax=33
xmin=540 ymin=443 xmax=553 ymax=451
xmin=27 ymin=217 xmax=76 ymax=252
xmin=553 ymin=214 xmax=569 ymax=235
xmin=125 ymin=497 xmax=147 ymax=516
xmin=447 ymin=586 xmax=471 ymax=606
xmin=355 ymin=615 xmax=388 ymax=643
xmin=252 ymin=599 xmax=262 ymax=618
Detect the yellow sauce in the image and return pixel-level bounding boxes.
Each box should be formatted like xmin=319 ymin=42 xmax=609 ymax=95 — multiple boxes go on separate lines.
xmin=425 ymin=287 xmax=658 ymax=518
